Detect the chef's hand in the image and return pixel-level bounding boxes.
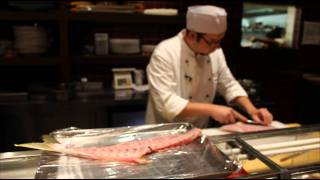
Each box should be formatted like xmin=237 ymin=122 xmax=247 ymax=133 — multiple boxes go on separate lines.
xmin=250 ymin=108 xmax=273 ymax=125
xmin=210 ymin=104 xmax=248 ymax=124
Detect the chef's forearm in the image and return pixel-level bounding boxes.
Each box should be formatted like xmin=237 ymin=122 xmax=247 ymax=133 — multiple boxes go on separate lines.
xmin=231 ymin=96 xmax=257 ymax=115
xmin=178 ymin=102 xmax=213 ymax=118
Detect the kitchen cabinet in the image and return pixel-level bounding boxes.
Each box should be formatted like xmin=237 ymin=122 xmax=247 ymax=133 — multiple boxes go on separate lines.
xmin=0 ymin=1 xmax=187 ymax=90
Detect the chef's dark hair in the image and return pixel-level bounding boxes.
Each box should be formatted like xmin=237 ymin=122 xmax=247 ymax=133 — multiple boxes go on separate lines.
xmin=186 ymin=29 xmax=205 ymax=42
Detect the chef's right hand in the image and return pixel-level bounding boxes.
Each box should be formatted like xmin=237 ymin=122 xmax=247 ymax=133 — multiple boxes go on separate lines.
xmin=210 ymin=104 xmax=248 ymax=124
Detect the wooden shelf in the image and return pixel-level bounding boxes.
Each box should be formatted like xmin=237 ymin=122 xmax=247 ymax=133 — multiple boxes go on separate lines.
xmin=71 ymin=55 xmax=150 ymax=66
xmin=0 ymin=10 xmax=60 ymax=21
xmin=67 ymin=12 xmax=185 ymax=24
xmin=0 ymin=57 xmax=59 ymax=66
xmin=0 ymin=1 xmax=189 ymax=83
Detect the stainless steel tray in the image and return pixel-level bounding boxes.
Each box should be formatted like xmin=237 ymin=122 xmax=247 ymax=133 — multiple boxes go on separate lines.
xmin=0 ymin=150 xmax=42 ymax=179
xmin=34 ymin=123 xmax=237 ymax=179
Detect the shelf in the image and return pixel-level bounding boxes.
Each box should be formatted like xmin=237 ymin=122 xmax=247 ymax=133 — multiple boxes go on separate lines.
xmin=0 ymin=57 xmax=59 ymax=66
xmin=0 ymin=1 xmax=190 ymax=84
xmin=0 ymin=10 xmax=60 ymax=21
xmin=71 ymin=55 xmax=150 ymax=66
xmin=67 ymin=12 xmax=185 ymax=24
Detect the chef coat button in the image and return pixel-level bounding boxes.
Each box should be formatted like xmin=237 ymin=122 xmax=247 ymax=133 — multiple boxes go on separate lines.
xmin=185 ymin=75 xmax=192 ymax=82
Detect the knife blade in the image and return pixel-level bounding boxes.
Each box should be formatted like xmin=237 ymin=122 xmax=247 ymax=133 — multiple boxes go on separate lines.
xmin=244 ymin=119 xmax=263 ymax=125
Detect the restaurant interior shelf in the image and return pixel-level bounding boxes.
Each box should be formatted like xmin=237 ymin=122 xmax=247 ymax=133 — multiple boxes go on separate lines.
xmin=0 ymin=1 xmax=186 ymax=83
xmin=71 ymin=55 xmax=150 ymax=65
xmin=0 ymin=57 xmax=59 ymax=66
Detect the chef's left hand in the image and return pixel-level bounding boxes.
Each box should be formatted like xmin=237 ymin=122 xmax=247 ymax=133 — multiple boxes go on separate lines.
xmin=250 ymin=108 xmax=273 ymax=125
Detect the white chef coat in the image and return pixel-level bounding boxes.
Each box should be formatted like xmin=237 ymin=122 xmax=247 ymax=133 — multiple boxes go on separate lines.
xmin=145 ymin=29 xmax=247 ymax=128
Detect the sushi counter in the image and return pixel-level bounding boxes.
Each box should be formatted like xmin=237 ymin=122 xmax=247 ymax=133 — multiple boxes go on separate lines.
xmin=0 ymin=123 xmax=319 ymax=179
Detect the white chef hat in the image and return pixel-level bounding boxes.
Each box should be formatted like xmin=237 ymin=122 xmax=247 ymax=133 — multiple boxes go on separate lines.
xmin=186 ymin=5 xmax=227 ymax=34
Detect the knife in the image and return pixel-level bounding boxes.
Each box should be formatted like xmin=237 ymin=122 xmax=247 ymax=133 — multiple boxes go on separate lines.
xmin=244 ymin=119 xmax=263 ymax=125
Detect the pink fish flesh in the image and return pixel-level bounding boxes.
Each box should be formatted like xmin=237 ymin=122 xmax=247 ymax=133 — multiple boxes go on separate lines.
xmin=220 ymin=122 xmax=275 ymax=133
xmin=47 ymin=128 xmax=202 ymax=164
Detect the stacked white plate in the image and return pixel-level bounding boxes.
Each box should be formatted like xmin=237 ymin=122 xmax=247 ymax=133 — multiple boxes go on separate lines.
xmin=14 ymin=26 xmax=48 ymax=54
xmin=143 ymin=8 xmax=178 ymax=16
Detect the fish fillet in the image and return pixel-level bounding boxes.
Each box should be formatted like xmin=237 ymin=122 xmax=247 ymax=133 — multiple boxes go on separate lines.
xmin=220 ymin=122 xmax=275 ymax=133
xmin=15 ymin=128 xmax=202 ymax=164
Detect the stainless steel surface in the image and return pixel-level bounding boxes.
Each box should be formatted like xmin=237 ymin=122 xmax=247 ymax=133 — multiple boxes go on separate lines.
xmin=291 ymin=170 xmax=320 ymax=179
xmin=1 ymin=125 xmax=319 ymax=179
xmin=0 ymin=150 xmax=42 ymax=179
xmin=210 ymin=125 xmax=320 ymax=178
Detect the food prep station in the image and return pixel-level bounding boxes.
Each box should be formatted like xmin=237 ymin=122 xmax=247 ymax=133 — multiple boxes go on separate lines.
xmin=1 ymin=123 xmax=319 ymax=179
xmin=1 ymin=1 xmax=319 ymax=179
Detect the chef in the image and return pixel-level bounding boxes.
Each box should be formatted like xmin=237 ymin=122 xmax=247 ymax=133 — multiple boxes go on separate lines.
xmin=145 ymin=5 xmax=273 ymax=128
